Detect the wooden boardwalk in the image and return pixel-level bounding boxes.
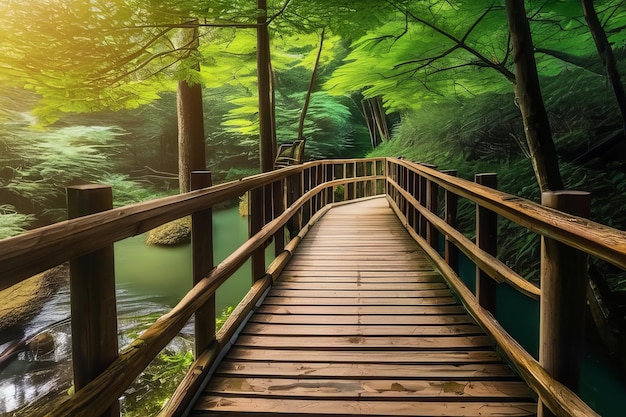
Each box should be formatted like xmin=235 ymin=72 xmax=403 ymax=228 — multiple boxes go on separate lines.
xmin=191 ymin=197 xmax=536 ymax=416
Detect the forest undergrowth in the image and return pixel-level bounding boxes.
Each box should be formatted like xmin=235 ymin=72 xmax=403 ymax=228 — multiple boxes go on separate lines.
xmin=368 ymin=91 xmax=626 ymax=291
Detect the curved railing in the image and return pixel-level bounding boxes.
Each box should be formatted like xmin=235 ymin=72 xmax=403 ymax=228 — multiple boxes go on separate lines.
xmin=0 ymin=158 xmax=385 ymax=417
xmin=385 ymin=158 xmax=626 ymax=417
xmin=1 ymin=157 xmax=624 ymax=417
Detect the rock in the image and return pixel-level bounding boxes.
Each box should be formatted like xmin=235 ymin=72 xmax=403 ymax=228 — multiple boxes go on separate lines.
xmin=28 ymin=332 xmax=55 ymax=358
xmin=145 ymin=217 xmax=191 ymax=246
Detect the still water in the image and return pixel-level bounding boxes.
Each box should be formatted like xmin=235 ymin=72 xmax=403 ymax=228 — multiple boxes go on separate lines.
xmin=0 ymin=206 xmax=252 ymax=415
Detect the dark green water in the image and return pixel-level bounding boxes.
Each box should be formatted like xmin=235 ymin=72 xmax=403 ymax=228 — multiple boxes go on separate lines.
xmin=114 ymin=205 xmax=252 ymax=312
xmin=0 ymin=206 xmax=258 ymax=415
xmin=457 ymin=251 xmax=626 ymax=417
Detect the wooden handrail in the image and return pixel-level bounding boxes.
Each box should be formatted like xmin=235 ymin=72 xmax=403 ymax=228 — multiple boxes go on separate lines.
xmin=0 ymin=165 xmax=301 ymax=291
xmin=385 ymin=156 xmax=626 ymax=417
xmin=391 ymin=158 xmax=626 ymax=270
xmin=5 ymin=156 xmax=624 ymax=417
xmin=387 ymin=176 xmax=541 ymax=299
xmin=43 ymin=165 xmax=384 ymax=417
xmin=388 ymin=195 xmax=599 ymax=417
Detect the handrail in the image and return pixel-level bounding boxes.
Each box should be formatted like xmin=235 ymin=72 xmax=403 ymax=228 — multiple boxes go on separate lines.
xmin=391 ymin=158 xmax=626 ymax=270
xmin=0 ymin=157 xmax=383 ymax=417
xmin=3 ymin=156 xmax=623 ymax=417
xmin=385 ymin=157 xmax=626 ymax=417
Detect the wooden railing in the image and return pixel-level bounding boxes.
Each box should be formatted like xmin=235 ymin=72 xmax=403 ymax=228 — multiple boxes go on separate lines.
xmin=385 ymin=157 xmax=626 ymax=417
xmin=0 ymin=158 xmax=385 ymax=417
xmin=2 ymin=157 xmax=625 ymax=417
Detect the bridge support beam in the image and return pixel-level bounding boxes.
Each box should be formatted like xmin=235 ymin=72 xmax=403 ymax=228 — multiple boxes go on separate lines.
xmin=538 ymin=191 xmax=590 ymax=417
xmin=67 ymin=184 xmax=119 ymax=417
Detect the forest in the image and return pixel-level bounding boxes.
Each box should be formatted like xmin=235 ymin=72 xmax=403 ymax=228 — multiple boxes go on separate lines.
xmin=1 ymin=0 xmax=626 ymax=414
xmin=2 ymin=0 xmax=625 ymax=283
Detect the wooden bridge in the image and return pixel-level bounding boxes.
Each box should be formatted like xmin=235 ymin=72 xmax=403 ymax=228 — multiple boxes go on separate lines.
xmin=1 ymin=158 xmax=625 ymax=417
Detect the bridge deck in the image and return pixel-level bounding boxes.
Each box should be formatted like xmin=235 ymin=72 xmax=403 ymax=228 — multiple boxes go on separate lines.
xmin=190 ymin=197 xmax=536 ymax=416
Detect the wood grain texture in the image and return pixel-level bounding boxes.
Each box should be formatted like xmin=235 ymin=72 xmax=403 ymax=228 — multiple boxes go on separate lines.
xmin=191 ymin=198 xmax=535 ymax=416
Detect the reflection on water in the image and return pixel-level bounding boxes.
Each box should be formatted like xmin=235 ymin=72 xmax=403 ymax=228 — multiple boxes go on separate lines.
xmin=0 ymin=206 xmax=251 ymax=415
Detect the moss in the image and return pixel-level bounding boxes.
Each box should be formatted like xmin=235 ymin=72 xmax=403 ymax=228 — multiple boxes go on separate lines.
xmin=0 ymin=264 xmax=68 ymax=333
xmin=145 ymin=217 xmax=191 ymax=246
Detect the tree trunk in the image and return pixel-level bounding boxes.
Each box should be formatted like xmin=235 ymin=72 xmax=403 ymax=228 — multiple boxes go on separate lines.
xmin=176 ymin=23 xmax=206 ymax=193
xmin=582 ymin=0 xmax=626 ymax=135
xmin=257 ymin=0 xmax=275 ymax=173
xmin=505 ymin=0 xmax=563 ymax=192
xmin=362 ymin=96 xmax=390 ymax=148
xmin=177 ymin=80 xmax=206 ymax=193
xmin=297 ymin=29 xmax=326 ymax=141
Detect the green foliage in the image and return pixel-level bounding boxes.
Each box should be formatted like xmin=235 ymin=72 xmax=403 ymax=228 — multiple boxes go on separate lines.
xmin=0 ymin=205 xmax=35 ymax=240
xmin=326 ymin=2 xmax=511 ymax=112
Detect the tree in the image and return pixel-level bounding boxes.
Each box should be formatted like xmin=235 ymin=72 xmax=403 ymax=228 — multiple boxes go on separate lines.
xmin=326 ymin=1 xmax=619 ymax=191
xmin=505 ymin=0 xmax=563 ymax=191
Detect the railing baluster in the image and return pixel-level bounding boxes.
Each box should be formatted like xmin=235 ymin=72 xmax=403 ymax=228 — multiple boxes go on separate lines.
xmin=249 ymin=186 xmax=265 ymax=282
xmin=475 ymin=173 xmax=498 ymax=313
xmin=419 ymin=173 xmax=427 ymax=238
xmin=426 ymin=178 xmax=439 ymax=250
xmin=442 ymin=170 xmax=459 ymax=273
xmin=191 ymin=171 xmax=215 ymax=354
xmin=273 ymin=178 xmax=285 ymax=257
xmin=67 ymin=184 xmax=119 ymax=417
xmin=538 ymin=191 xmax=591 ymax=417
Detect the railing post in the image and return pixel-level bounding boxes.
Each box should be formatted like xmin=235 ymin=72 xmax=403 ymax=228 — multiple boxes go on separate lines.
xmin=249 ymin=186 xmax=265 ymax=281
xmin=426 ymin=179 xmax=439 ymax=250
xmin=442 ymin=170 xmax=459 ymax=273
xmin=273 ymin=178 xmax=285 ymax=257
xmin=538 ymin=191 xmax=590 ymax=417
xmin=475 ymin=173 xmax=498 ymax=314
xmin=419 ymin=174 xmax=427 ymax=238
xmin=67 ymin=184 xmax=119 ymax=417
xmin=191 ymin=171 xmax=215 ymax=354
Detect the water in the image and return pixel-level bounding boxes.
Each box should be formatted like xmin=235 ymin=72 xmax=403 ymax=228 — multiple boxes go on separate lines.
xmin=0 ymin=205 xmax=253 ymax=416
xmin=456 ymin=251 xmax=626 ymax=417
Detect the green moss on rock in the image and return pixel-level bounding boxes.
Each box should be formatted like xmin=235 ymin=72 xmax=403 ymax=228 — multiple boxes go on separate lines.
xmin=145 ymin=217 xmax=191 ymax=246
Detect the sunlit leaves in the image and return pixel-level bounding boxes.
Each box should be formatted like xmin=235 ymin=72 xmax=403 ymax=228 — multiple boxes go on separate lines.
xmin=325 ymin=2 xmax=512 ymax=112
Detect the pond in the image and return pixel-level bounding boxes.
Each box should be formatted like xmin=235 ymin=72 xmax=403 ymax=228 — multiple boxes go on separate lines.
xmin=0 ymin=205 xmax=254 ymax=416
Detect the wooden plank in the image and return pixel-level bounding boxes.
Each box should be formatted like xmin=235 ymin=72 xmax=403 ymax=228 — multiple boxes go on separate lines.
xmin=277 ymin=271 xmax=443 ymax=280
xmin=272 ymin=282 xmax=447 ymax=290
xmin=234 ymin=335 xmax=495 ymax=350
xmin=254 ymin=305 xmax=467 ymax=315
xmin=193 ymin=397 xmax=537 ymax=416
xmin=190 ymin=197 xmax=537 ymax=417
xmin=215 ymin=361 xmax=520 ymax=379
xmin=261 ymin=296 xmax=459 ymax=306
xmin=225 ymin=347 xmax=503 ymax=364
xmin=267 ymin=289 xmax=453 ymax=298
xmin=205 ymin=377 xmax=534 ymax=400
xmin=242 ymin=323 xmax=484 ymax=336
xmin=249 ymin=314 xmax=475 ymax=325
xmin=277 ymin=275 xmax=446 ymax=284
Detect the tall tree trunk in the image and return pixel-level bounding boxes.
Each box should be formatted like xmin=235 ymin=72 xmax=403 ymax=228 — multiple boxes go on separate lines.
xmin=297 ymin=29 xmax=326 ymax=141
xmin=362 ymin=96 xmax=390 ymax=148
xmin=257 ymin=0 xmax=275 ymax=173
xmin=505 ymin=0 xmax=563 ymax=192
xmin=177 ymin=80 xmax=206 ymax=193
xmin=582 ymin=0 xmax=626 ymax=134
xmin=177 ymin=24 xmax=206 ymax=193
